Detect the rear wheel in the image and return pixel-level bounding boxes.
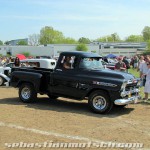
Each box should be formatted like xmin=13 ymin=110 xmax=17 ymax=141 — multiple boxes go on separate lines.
xmin=19 ymin=83 xmax=37 ymax=103
xmin=88 ymin=90 xmax=113 ymax=114
xmin=0 ymin=76 xmax=4 ymax=86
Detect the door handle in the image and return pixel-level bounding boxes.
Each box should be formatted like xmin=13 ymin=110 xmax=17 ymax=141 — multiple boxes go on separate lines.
xmin=56 ymin=69 xmax=62 ymax=71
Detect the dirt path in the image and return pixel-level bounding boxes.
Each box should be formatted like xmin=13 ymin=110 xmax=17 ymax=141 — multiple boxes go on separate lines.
xmin=0 ymin=87 xmax=150 ymax=150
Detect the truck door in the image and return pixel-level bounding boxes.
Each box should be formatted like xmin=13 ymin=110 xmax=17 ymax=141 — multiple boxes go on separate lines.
xmin=51 ymin=56 xmax=85 ymax=99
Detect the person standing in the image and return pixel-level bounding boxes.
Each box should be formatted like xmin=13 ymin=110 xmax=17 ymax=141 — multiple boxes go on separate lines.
xmin=115 ymin=57 xmax=126 ymax=72
xmin=143 ymin=61 xmax=150 ymax=101
xmin=133 ymin=55 xmax=139 ymax=69
xmin=140 ymin=56 xmax=150 ymax=86
xmin=123 ymin=56 xmax=130 ymax=73
xmin=14 ymin=57 xmax=20 ymax=67
xmin=137 ymin=55 xmax=145 ymax=72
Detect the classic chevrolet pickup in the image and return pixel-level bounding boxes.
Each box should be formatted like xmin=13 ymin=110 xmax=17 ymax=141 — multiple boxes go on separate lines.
xmin=10 ymin=51 xmax=141 ymax=114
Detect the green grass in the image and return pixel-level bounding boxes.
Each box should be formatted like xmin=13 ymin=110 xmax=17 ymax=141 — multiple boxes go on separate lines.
xmin=128 ymin=68 xmax=140 ymax=78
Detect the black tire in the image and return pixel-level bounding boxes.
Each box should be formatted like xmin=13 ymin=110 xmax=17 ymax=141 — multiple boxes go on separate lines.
xmin=19 ymin=83 xmax=37 ymax=103
xmin=47 ymin=94 xmax=58 ymax=100
xmin=0 ymin=76 xmax=4 ymax=86
xmin=88 ymin=90 xmax=113 ymax=114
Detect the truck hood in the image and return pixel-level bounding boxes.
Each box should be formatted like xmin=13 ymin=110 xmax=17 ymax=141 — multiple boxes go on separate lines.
xmin=88 ymin=68 xmax=136 ymax=82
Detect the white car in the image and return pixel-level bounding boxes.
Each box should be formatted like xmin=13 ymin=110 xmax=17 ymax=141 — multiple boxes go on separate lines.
xmin=0 ymin=65 xmax=11 ymax=86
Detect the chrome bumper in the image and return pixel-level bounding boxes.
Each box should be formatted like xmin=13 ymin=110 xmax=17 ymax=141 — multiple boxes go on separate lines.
xmin=114 ymin=95 xmax=141 ymax=105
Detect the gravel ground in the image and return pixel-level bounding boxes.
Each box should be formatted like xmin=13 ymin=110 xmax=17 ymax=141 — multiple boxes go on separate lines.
xmin=0 ymin=87 xmax=150 ymax=150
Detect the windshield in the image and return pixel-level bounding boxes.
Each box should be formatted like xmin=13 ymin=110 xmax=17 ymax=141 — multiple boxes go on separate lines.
xmin=79 ymin=57 xmax=104 ymax=70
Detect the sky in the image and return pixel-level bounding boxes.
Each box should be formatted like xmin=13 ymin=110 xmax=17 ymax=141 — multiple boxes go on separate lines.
xmin=0 ymin=0 xmax=150 ymax=42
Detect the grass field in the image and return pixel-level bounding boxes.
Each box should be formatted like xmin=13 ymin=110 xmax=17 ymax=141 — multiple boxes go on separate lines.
xmin=128 ymin=68 xmax=140 ymax=78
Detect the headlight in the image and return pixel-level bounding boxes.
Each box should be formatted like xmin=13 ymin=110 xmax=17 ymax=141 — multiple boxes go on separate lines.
xmin=121 ymin=82 xmax=127 ymax=91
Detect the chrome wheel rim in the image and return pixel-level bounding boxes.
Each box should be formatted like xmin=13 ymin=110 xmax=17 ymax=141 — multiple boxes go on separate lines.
xmin=93 ymin=96 xmax=107 ymax=110
xmin=21 ymin=87 xmax=31 ymax=100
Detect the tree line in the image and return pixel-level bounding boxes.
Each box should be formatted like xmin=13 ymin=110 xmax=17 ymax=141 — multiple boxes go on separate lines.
xmin=0 ymin=26 xmax=150 ymax=46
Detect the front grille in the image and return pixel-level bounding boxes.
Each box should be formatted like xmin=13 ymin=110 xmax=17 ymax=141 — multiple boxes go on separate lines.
xmin=126 ymin=83 xmax=137 ymax=89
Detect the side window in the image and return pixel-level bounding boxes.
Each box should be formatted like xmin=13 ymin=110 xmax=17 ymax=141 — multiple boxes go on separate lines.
xmin=60 ymin=56 xmax=76 ymax=69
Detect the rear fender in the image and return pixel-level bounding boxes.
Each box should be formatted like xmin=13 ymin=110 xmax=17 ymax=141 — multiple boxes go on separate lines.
xmin=11 ymin=71 xmax=42 ymax=92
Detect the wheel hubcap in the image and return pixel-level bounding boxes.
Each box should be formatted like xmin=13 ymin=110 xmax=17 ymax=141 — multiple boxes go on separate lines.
xmin=93 ymin=96 xmax=107 ymax=110
xmin=21 ymin=87 xmax=31 ymax=100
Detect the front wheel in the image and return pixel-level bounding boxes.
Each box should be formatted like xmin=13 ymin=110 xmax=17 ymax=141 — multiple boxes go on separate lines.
xmin=88 ymin=90 xmax=113 ymax=114
xmin=19 ymin=83 xmax=37 ymax=103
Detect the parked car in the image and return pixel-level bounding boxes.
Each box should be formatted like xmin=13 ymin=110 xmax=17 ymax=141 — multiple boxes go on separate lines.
xmin=0 ymin=65 xmax=11 ymax=86
xmin=10 ymin=51 xmax=141 ymax=114
xmin=101 ymin=60 xmax=116 ymax=70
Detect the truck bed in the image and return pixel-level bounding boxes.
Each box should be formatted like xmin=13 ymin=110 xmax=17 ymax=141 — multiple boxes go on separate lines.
xmin=11 ymin=67 xmax=53 ymax=93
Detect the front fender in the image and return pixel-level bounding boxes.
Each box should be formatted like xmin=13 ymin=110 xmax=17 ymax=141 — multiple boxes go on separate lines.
xmin=83 ymin=82 xmax=122 ymax=101
xmin=10 ymin=71 xmax=42 ymax=92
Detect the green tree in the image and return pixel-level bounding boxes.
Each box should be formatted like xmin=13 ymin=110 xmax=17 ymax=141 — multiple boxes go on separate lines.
xmin=97 ymin=33 xmax=120 ymax=42
xmin=4 ymin=41 xmax=9 ymax=45
xmin=78 ymin=37 xmax=91 ymax=44
xmin=142 ymin=40 xmax=150 ymax=55
xmin=62 ymin=37 xmax=77 ymax=44
xmin=142 ymin=26 xmax=150 ymax=41
xmin=125 ymin=35 xmax=144 ymax=42
xmin=40 ymin=26 xmax=64 ymax=44
xmin=22 ymin=52 xmax=31 ymax=57
xmin=96 ymin=36 xmax=108 ymax=42
xmin=76 ymin=44 xmax=88 ymax=51
xmin=0 ymin=40 xmax=3 ymax=45
xmin=17 ymin=40 xmax=28 ymax=45
xmin=146 ymin=39 xmax=150 ymax=51
xmin=97 ymin=35 xmax=113 ymax=42
xmin=111 ymin=33 xmax=120 ymax=42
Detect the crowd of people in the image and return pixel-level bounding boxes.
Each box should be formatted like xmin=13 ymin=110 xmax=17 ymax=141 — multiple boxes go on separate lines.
xmin=0 ymin=56 xmax=13 ymax=66
xmin=0 ymin=56 xmax=21 ymax=67
xmin=113 ymin=54 xmax=150 ymax=101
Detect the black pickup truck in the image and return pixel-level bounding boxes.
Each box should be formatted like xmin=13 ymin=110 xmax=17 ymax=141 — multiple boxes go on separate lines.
xmin=10 ymin=51 xmax=141 ymax=114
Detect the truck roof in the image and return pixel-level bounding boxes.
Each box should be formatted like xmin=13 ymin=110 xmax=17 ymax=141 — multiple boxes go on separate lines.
xmin=60 ymin=51 xmax=102 ymax=57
